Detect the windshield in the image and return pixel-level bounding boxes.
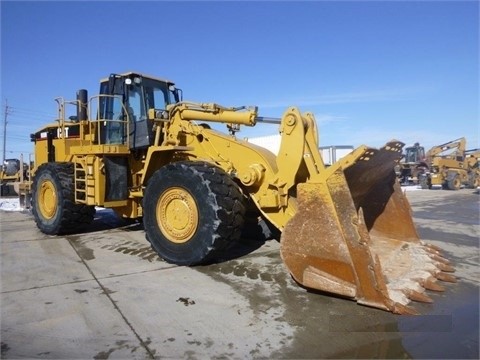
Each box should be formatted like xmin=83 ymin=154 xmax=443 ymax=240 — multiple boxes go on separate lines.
xmin=143 ymin=78 xmax=177 ymax=111
xmin=405 ymin=147 xmax=425 ymax=162
xmin=98 ymin=75 xmax=180 ymax=122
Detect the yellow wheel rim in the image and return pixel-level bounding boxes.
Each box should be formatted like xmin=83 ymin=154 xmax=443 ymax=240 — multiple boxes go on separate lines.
xmin=38 ymin=179 xmax=57 ymax=219
xmin=454 ymin=178 xmax=461 ymax=189
xmin=157 ymin=187 xmax=198 ymax=244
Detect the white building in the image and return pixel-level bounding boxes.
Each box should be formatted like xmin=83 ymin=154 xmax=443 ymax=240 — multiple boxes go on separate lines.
xmin=247 ymin=135 xmax=353 ymax=165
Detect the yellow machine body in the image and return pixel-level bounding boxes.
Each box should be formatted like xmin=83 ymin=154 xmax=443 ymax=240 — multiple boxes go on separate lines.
xmin=423 ymin=138 xmax=479 ymax=189
xmin=28 ymin=72 xmax=455 ymax=314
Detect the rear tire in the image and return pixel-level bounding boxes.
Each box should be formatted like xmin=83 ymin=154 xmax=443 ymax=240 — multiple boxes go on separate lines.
xmin=143 ymin=161 xmax=245 ymax=265
xmin=468 ymin=173 xmax=479 ymax=189
xmin=32 ymin=162 xmax=95 ymax=234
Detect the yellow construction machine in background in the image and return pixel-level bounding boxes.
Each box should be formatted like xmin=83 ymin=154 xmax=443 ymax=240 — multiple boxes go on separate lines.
xmin=420 ymin=138 xmax=479 ymax=190
xmin=396 ymin=142 xmax=428 ymax=185
xmin=25 ymin=72 xmax=455 ymax=314
xmin=0 ymin=157 xmax=31 ymax=196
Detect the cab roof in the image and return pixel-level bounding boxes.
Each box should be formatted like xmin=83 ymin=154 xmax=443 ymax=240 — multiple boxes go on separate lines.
xmin=100 ymin=72 xmax=175 ymax=85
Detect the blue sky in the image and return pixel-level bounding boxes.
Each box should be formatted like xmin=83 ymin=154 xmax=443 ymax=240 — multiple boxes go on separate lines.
xmin=1 ymin=0 xmax=479 ymax=159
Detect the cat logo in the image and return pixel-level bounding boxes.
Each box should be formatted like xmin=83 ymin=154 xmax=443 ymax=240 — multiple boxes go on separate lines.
xmin=57 ymin=127 xmax=70 ymax=138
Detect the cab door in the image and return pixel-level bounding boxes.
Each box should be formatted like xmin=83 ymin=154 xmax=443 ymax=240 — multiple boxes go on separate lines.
xmin=126 ymin=85 xmax=153 ymax=149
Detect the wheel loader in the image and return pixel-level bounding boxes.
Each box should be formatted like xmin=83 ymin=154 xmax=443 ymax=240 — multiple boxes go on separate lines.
xmin=396 ymin=142 xmax=428 ymax=185
xmin=28 ymin=72 xmax=455 ymax=314
xmin=0 ymin=157 xmax=31 ymax=196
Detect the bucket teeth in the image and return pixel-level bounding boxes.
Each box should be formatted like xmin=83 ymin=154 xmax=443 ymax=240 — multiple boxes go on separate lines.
xmin=421 ymin=277 xmax=445 ymax=292
xmin=434 ymin=271 xmax=457 ymax=283
xmin=404 ymin=289 xmax=433 ymax=303
xmin=436 ymin=262 xmax=455 ymax=273
xmin=424 ymin=246 xmax=442 ymax=257
xmin=429 ymin=253 xmax=451 ymax=265
xmin=393 ymin=303 xmax=419 ymax=315
xmin=424 ymin=243 xmax=443 ymax=252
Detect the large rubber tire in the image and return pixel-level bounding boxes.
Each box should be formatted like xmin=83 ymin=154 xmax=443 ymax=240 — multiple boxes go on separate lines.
xmin=419 ymin=174 xmax=431 ymax=189
xmin=468 ymin=173 xmax=479 ymax=189
xmin=32 ymin=162 xmax=95 ymax=235
xmin=143 ymin=161 xmax=246 ymax=265
xmin=445 ymin=173 xmax=461 ymax=190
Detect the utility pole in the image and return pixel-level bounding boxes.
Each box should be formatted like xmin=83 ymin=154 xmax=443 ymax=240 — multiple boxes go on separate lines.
xmin=2 ymin=99 xmax=12 ymax=164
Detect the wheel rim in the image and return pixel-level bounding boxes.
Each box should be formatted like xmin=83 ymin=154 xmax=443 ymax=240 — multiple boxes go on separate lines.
xmin=454 ymin=177 xmax=461 ymax=189
xmin=156 ymin=187 xmax=199 ymax=244
xmin=39 ymin=179 xmax=57 ymax=219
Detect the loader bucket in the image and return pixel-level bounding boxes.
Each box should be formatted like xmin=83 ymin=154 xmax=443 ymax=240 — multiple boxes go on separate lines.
xmin=280 ymin=141 xmax=455 ymax=314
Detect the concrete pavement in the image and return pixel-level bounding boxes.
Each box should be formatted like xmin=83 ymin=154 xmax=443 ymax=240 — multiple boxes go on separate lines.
xmin=1 ymin=189 xmax=479 ymax=359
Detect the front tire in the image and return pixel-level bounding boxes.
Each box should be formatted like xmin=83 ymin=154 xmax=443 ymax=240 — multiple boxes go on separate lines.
xmin=32 ymin=162 xmax=95 ymax=234
xmin=143 ymin=161 xmax=245 ymax=265
xmin=445 ymin=173 xmax=461 ymax=190
xmin=419 ymin=174 xmax=431 ymax=189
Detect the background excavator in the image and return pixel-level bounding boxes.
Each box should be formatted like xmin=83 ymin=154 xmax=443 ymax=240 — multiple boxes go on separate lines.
xmin=419 ymin=138 xmax=479 ymax=190
xmin=397 ymin=138 xmax=479 ymax=190
xmin=26 ymin=72 xmax=455 ymax=314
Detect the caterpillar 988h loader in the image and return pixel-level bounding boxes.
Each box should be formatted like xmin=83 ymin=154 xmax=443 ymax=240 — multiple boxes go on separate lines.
xmin=28 ymin=72 xmax=455 ymax=314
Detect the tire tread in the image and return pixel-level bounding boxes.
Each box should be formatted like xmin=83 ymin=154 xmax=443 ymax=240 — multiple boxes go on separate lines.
xmin=32 ymin=162 xmax=95 ymax=234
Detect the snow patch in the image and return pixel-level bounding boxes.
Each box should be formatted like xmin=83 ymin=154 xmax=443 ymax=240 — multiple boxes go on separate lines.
xmin=400 ymin=185 xmax=423 ymax=192
xmin=0 ymin=198 xmax=22 ymax=212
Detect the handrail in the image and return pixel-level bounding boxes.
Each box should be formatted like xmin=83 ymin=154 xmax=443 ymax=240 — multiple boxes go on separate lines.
xmin=88 ymin=95 xmax=130 ymax=146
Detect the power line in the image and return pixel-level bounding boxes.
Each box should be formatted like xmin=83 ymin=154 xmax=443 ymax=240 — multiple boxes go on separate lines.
xmin=9 ymin=106 xmax=56 ymax=118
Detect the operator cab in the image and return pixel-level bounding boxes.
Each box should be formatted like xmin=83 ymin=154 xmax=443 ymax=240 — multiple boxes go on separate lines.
xmin=99 ymin=72 xmax=181 ymax=149
xmin=405 ymin=143 xmax=425 ymax=163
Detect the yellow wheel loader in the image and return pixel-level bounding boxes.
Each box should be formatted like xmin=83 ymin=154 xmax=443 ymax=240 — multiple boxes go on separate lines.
xmin=0 ymin=158 xmax=25 ymax=196
xmin=396 ymin=142 xmax=429 ymax=185
xmin=28 ymin=72 xmax=455 ymax=314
